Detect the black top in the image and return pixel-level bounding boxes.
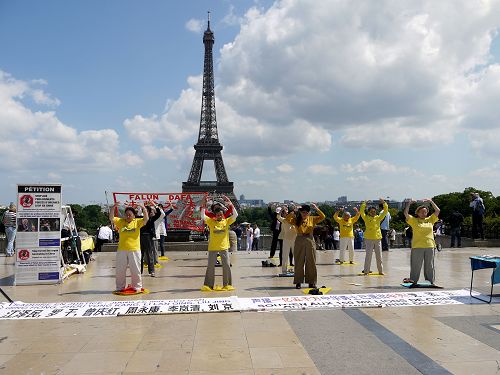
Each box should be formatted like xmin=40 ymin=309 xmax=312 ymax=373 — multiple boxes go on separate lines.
xmin=268 ymin=206 xmax=281 ymax=232
xmin=140 ymin=209 xmax=162 ymax=236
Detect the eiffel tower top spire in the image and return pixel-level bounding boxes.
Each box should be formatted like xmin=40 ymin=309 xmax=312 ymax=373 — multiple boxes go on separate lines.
xmin=197 ymin=10 xmax=219 ymax=145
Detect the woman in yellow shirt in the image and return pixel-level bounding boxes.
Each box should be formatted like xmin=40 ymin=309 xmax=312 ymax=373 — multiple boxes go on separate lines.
xmin=333 ymin=207 xmax=360 ymax=264
xmin=200 ymin=195 xmax=238 ymax=291
xmin=286 ymin=203 xmax=325 ymax=289
xmin=403 ymin=198 xmax=440 ymax=285
xmin=359 ymin=199 xmax=388 ymax=275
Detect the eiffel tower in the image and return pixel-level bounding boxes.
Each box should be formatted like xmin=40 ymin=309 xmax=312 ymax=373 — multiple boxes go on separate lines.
xmin=182 ymin=13 xmax=239 ymax=210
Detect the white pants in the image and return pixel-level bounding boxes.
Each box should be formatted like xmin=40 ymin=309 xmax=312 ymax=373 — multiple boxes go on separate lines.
xmin=339 ymin=237 xmax=354 ymax=262
xmin=363 ymin=239 xmax=383 ymax=273
xmin=282 ymin=238 xmax=295 ymax=273
xmin=246 ymin=237 xmax=253 ymax=251
xmin=116 ymin=250 xmax=142 ymax=291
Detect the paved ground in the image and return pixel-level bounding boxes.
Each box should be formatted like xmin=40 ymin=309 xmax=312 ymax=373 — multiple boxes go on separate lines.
xmin=0 ymin=246 xmax=499 ymax=374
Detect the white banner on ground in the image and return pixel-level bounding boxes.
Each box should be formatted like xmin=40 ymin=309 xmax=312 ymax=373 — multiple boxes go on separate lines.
xmin=0 ymin=290 xmax=473 ymax=320
xmin=237 ymin=289 xmax=471 ymax=311
xmin=0 ymin=296 xmax=239 ymax=320
xmin=15 ymin=184 xmax=62 ymax=285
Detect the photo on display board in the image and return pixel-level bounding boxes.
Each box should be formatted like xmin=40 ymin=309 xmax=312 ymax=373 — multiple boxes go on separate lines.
xmin=17 ymin=218 xmax=38 ymax=232
xmin=39 ymin=218 xmax=60 ymax=232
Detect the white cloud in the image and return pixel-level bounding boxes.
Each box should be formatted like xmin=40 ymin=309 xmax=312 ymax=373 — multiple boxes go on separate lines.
xmin=276 ymin=163 xmax=293 ymax=173
xmin=185 ymin=18 xmax=204 ymax=33
xmin=342 ymin=159 xmax=411 ymax=174
xmin=346 ymin=175 xmax=370 ymax=183
xmin=216 ymin=0 xmax=500 ymax=150
xmin=307 ymin=164 xmax=336 ymax=175
xmin=221 ymin=5 xmax=244 ymax=27
xmin=0 ymin=70 xmax=141 ymax=172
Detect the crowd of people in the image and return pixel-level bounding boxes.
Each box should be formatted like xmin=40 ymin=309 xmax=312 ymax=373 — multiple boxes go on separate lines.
xmin=1 ymin=191 xmax=487 ymax=292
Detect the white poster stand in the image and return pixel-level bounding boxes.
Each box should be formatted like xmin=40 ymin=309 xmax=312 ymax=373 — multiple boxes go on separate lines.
xmin=15 ymin=184 xmax=63 ymax=285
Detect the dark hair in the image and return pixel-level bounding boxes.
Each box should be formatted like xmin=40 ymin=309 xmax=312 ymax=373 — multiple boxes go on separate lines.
xmin=211 ymin=203 xmax=222 ymax=212
xmin=368 ymin=206 xmax=377 ymax=213
xmin=213 ymin=207 xmax=223 ymax=214
xmin=124 ymin=207 xmax=137 ymax=217
xmin=378 ymin=203 xmax=383 ymax=209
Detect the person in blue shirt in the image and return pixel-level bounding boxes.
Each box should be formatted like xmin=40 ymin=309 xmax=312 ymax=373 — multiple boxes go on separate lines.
xmin=379 ymin=203 xmax=391 ymax=251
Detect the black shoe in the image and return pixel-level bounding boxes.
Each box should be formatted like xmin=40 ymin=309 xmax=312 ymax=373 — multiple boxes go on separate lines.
xmin=290 ymin=263 xmax=294 ymax=266
xmin=308 ymin=284 xmax=317 ymax=289
xmin=278 ymin=264 xmax=282 ymax=267
xmin=295 ymin=283 xmax=301 ymax=289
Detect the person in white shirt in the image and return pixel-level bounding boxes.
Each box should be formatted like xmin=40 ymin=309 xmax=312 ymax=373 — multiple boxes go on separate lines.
xmin=246 ymin=224 xmax=253 ymax=251
xmin=153 ymin=206 xmax=166 ymax=258
xmin=333 ymin=227 xmax=340 ymax=250
xmin=251 ymin=224 xmax=261 ymax=250
xmin=95 ymin=225 xmax=113 ymax=252
xmin=276 ymin=206 xmax=296 ymax=273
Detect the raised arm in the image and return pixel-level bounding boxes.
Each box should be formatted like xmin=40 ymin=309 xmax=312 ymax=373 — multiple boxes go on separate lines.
xmin=360 ymin=201 xmax=367 ymax=219
xmin=352 ymin=207 xmax=361 ymax=222
xmin=378 ymin=199 xmax=388 ymax=221
xmin=200 ymin=195 xmax=207 ymax=220
xmin=311 ymin=203 xmax=326 ymax=224
xmin=424 ymin=198 xmax=440 ymax=218
xmin=137 ymin=202 xmax=148 ymax=222
xmin=403 ymin=199 xmax=413 ymax=220
xmin=333 ymin=209 xmax=341 ymax=222
xmin=109 ymin=201 xmax=119 ymax=222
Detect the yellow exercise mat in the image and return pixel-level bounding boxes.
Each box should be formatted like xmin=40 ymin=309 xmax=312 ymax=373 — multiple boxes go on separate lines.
xmin=341 ymin=262 xmax=358 ymax=266
xmin=112 ymin=287 xmax=150 ymax=295
xmin=154 ymin=263 xmax=163 ymax=269
xmin=302 ymin=287 xmax=332 ymax=295
xmin=158 ymin=256 xmax=169 ymax=261
xmin=357 ymin=272 xmax=385 ymax=277
xmin=201 ymin=285 xmax=235 ymax=292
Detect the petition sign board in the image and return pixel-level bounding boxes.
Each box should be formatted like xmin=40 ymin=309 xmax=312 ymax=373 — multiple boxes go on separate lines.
xmin=15 ymin=184 xmax=62 ymax=285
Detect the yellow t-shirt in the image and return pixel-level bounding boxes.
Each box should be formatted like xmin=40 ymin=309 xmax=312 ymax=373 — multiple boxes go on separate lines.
xmin=406 ymin=214 xmax=438 ymax=249
xmin=360 ymin=202 xmax=388 ymax=240
xmin=333 ymin=213 xmax=360 ymax=238
xmin=113 ymin=217 xmax=145 ymax=251
xmin=205 ymin=216 xmax=236 ymax=251
xmin=286 ymin=209 xmax=326 ymax=235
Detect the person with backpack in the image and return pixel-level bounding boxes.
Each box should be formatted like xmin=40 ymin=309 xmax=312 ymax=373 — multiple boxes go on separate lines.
xmin=470 ymin=192 xmax=485 ymax=240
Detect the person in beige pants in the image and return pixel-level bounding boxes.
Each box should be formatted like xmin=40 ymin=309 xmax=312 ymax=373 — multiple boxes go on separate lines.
xmin=276 ymin=206 xmax=296 ymax=274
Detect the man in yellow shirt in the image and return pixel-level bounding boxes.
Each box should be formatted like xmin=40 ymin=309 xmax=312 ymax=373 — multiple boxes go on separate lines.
xmin=333 ymin=207 xmax=360 ymax=264
xmin=286 ymin=203 xmax=325 ymax=289
xmin=404 ymin=198 xmax=440 ymax=285
xmin=109 ymin=201 xmax=148 ymax=292
xmin=360 ymin=199 xmax=388 ymax=275
xmin=201 ymin=195 xmax=238 ymax=291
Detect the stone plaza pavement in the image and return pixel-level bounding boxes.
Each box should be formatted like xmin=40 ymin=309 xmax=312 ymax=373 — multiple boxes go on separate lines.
xmin=0 ymin=246 xmax=499 ymax=375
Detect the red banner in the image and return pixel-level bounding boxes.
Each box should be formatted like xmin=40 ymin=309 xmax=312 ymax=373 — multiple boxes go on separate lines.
xmin=112 ymin=192 xmax=207 ymax=232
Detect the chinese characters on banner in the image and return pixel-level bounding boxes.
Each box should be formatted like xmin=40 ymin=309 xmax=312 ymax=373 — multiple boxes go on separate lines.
xmin=0 ymin=296 xmax=239 ymax=320
xmin=0 ymin=290 xmax=474 ymax=320
xmin=15 ymin=184 xmax=63 ymax=285
xmin=112 ymin=192 xmax=206 ymax=232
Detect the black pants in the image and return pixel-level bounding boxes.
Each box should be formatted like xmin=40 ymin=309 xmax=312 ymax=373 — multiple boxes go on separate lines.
xmin=450 ymin=227 xmax=461 ymax=247
xmin=95 ymin=238 xmax=109 ymax=252
xmin=252 ymin=237 xmax=260 ymax=250
xmin=158 ymin=235 xmax=166 ymax=256
xmin=270 ymin=230 xmax=282 ymax=257
xmin=472 ymin=213 xmax=484 ymax=240
xmin=381 ymin=229 xmax=389 ymax=250
xmin=140 ymin=233 xmax=154 ymax=274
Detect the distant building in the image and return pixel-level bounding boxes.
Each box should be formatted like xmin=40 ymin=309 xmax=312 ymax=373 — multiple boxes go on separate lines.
xmin=239 ymin=198 xmax=265 ymax=208
xmin=337 ymin=196 xmax=348 ymax=203
xmin=240 ymin=194 xmax=245 ymax=201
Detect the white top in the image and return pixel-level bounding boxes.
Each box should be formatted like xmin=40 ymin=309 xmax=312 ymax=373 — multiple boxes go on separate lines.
xmin=97 ymin=226 xmax=113 ymax=240
xmin=277 ymin=215 xmax=297 ymax=241
xmin=333 ymin=230 xmax=340 ymax=241
xmin=246 ymin=227 xmax=253 ymax=238
xmin=154 ymin=208 xmax=166 ymax=238
xmin=253 ymin=227 xmax=261 ymax=238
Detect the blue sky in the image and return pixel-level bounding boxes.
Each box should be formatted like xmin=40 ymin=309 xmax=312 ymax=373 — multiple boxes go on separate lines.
xmin=1 ymin=0 xmax=500 ymax=205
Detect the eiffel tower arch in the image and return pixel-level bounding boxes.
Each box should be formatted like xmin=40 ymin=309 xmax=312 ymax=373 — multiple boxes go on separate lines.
xmin=182 ymin=13 xmax=240 ymax=210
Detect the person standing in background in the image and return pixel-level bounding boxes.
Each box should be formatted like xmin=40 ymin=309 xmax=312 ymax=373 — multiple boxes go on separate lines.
xmin=252 ymin=224 xmax=261 ymax=250
xmin=449 ymin=210 xmax=464 ymax=248
xmin=470 ymin=192 xmax=485 ymax=240
xmin=276 ymin=205 xmax=296 ymax=272
xmin=246 ymin=224 xmax=253 ymax=251
xmin=2 ymin=203 xmax=17 ymax=257
xmin=380 ymin=203 xmax=391 ymax=251
xmin=95 ymin=224 xmax=113 ymax=252
xmin=268 ymin=204 xmax=282 ymax=258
